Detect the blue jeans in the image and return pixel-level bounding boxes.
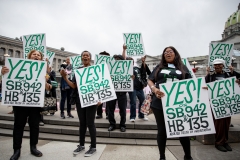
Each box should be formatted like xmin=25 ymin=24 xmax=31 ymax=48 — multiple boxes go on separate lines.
xmin=129 ymin=89 xmax=145 ymax=119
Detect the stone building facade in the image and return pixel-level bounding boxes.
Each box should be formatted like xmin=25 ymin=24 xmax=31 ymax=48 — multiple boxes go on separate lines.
xmin=0 ymin=35 xmax=78 ymax=82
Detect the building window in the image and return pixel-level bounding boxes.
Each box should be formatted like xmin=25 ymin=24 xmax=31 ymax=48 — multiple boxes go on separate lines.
xmin=8 ymin=49 xmax=13 ymax=57
xmin=0 ymin=48 xmax=5 ymax=63
xmin=232 ymin=63 xmax=237 ymax=68
xmin=15 ymin=51 xmax=20 ymax=58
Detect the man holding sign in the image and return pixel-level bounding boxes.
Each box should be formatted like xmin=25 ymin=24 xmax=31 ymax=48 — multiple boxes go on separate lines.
xmin=205 ymin=58 xmax=240 ymax=152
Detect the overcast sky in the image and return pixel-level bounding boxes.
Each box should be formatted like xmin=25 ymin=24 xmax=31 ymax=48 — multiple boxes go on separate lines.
xmin=0 ymin=0 xmax=239 ymax=59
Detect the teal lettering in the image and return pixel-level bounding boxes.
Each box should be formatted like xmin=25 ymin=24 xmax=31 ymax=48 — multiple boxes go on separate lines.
xmin=173 ymin=81 xmax=187 ymax=105
xmin=7 ymin=59 xmax=24 ymax=79
xmin=162 ymin=83 xmax=177 ymax=107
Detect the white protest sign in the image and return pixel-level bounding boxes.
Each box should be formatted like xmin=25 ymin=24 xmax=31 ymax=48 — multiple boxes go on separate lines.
xmin=1 ymin=58 xmax=46 ymax=107
xmin=75 ymin=63 xmax=117 ymax=108
xmin=95 ymin=55 xmax=134 ymax=92
xmin=182 ymin=58 xmax=196 ymax=78
xmin=70 ymin=55 xmax=82 ymax=80
xmin=123 ymin=33 xmax=145 ymax=57
xmin=23 ymin=33 xmax=46 ymax=59
xmin=70 ymin=55 xmax=82 ymax=70
xmin=208 ymin=42 xmax=234 ymax=72
xmin=207 ymin=77 xmax=240 ymax=119
xmin=160 ymin=77 xmax=215 ymax=138
xmin=46 ymin=50 xmax=55 ymax=67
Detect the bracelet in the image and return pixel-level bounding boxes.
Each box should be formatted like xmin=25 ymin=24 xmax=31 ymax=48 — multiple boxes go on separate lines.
xmin=150 ymin=85 xmax=155 ymax=89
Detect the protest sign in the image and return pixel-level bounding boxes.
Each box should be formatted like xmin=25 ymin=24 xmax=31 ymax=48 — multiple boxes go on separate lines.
xmin=23 ymin=33 xmax=46 ymax=59
xmin=95 ymin=55 xmax=134 ymax=92
xmin=208 ymin=42 xmax=234 ymax=72
xmin=1 ymin=58 xmax=46 ymax=107
xmin=160 ymin=77 xmax=215 ymax=138
xmin=74 ymin=63 xmax=117 ymax=108
xmin=123 ymin=33 xmax=145 ymax=57
xmin=46 ymin=50 xmax=55 ymax=67
xmin=207 ymin=77 xmax=240 ymax=119
xmin=70 ymin=55 xmax=82 ymax=69
xmin=70 ymin=55 xmax=82 ymax=80
xmin=182 ymin=58 xmax=196 ymax=78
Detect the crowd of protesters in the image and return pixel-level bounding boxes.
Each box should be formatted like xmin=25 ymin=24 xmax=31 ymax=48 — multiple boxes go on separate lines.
xmin=1 ymin=45 xmax=239 ymax=160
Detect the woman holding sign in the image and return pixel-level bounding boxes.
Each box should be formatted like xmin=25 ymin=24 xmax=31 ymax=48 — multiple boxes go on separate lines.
xmin=147 ymin=46 xmax=193 ymax=160
xmin=1 ymin=50 xmax=52 ymax=160
xmin=205 ymin=58 xmax=240 ymax=152
xmin=60 ymin=51 xmax=100 ymax=157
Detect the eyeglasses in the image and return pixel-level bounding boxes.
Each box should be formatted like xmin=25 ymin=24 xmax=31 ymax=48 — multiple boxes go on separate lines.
xmin=164 ymin=50 xmax=174 ymax=55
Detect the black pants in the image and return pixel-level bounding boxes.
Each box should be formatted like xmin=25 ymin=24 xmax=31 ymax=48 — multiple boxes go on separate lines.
xmin=107 ymin=93 xmax=127 ymax=128
xmin=152 ymin=107 xmax=191 ymax=159
xmin=97 ymin=103 xmax=108 ymax=116
xmin=13 ymin=106 xmax=41 ymax=149
xmin=60 ymin=88 xmax=72 ymax=113
xmin=76 ymin=102 xmax=97 ymax=148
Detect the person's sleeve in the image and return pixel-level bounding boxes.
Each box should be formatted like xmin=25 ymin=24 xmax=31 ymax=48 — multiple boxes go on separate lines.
xmin=71 ymin=75 xmax=76 ymax=84
xmin=148 ymin=65 xmax=158 ymax=83
xmin=231 ymin=71 xmax=240 ymax=79
xmin=183 ymin=65 xmax=192 ymax=79
xmin=205 ymin=74 xmax=210 ymax=83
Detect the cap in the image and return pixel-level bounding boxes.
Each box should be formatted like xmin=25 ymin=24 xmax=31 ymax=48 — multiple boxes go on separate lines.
xmin=213 ymin=59 xmax=225 ymax=65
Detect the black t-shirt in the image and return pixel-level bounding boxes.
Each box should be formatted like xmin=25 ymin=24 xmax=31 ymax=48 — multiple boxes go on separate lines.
xmin=215 ymin=73 xmax=225 ymax=81
xmin=71 ymin=75 xmax=80 ymax=103
xmin=148 ymin=64 xmax=191 ymax=110
xmin=133 ymin=66 xmax=143 ymax=90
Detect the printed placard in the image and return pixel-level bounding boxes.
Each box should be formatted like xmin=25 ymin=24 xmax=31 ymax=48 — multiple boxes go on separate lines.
xmin=75 ymin=63 xmax=117 ymax=108
xmin=207 ymin=77 xmax=240 ymax=119
xmin=46 ymin=50 xmax=55 ymax=67
xmin=182 ymin=58 xmax=196 ymax=78
xmin=23 ymin=33 xmax=46 ymax=59
xmin=1 ymin=58 xmax=46 ymax=107
xmin=70 ymin=55 xmax=82 ymax=80
xmin=160 ymin=77 xmax=215 ymax=138
xmin=123 ymin=33 xmax=145 ymax=57
xmin=95 ymin=55 xmax=134 ymax=92
xmin=70 ymin=55 xmax=82 ymax=69
xmin=208 ymin=42 xmax=234 ymax=72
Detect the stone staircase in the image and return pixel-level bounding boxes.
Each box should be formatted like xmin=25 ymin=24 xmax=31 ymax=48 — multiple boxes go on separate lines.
xmin=0 ymin=107 xmax=239 ymax=146
xmin=0 ymin=110 xmax=161 ymax=146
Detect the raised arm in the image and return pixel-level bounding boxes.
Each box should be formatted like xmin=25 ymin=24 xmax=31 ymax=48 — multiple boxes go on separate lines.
xmin=60 ymin=70 xmax=77 ymax=89
xmin=122 ymin=44 xmax=127 ymax=60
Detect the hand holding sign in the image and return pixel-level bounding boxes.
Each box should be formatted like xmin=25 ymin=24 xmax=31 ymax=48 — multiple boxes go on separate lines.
xmin=154 ymin=88 xmax=165 ymax=99
xmin=1 ymin=66 xmax=9 ymax=75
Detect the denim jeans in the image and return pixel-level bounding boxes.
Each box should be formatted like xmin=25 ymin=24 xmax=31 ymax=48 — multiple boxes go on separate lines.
xmin=129 ymin=89 xmax=145 ymax=119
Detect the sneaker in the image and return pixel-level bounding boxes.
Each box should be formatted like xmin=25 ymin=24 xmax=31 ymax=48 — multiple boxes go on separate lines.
xmin=73 ymin=145 xmax=85 ymax=155
xmin=96 ymin=115 xmax=103 ymax=119
xmin=84 ymin=147 xmax=96 ymax=157
xmin=67 ymin=112 xmax=74 ymax=118
xmin=139 ymin=117 xmax=148 ymax=121
xmin=223 ymin=143 xmax=232 ymax=151
xmin=61 ymin=112 xmax=65 ymax=119
xmin=129 ymin=119 xmax=135 ymax=122
xmin=39 ymin=121 xmax=44 ymax=126
xmin=215 ymin=145 xmax=227 ymax=152
xmin=143 ymin=117 xmax=148 ymax=121
xmin=230 ymin=124 xmax=234 ymax=127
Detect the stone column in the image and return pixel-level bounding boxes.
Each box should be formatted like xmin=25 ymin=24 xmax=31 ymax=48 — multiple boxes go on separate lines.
xmin=13 ymin=50 xmax=16 ymax=57
xmin=55 ymin=58 xmax=58 ymax=71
